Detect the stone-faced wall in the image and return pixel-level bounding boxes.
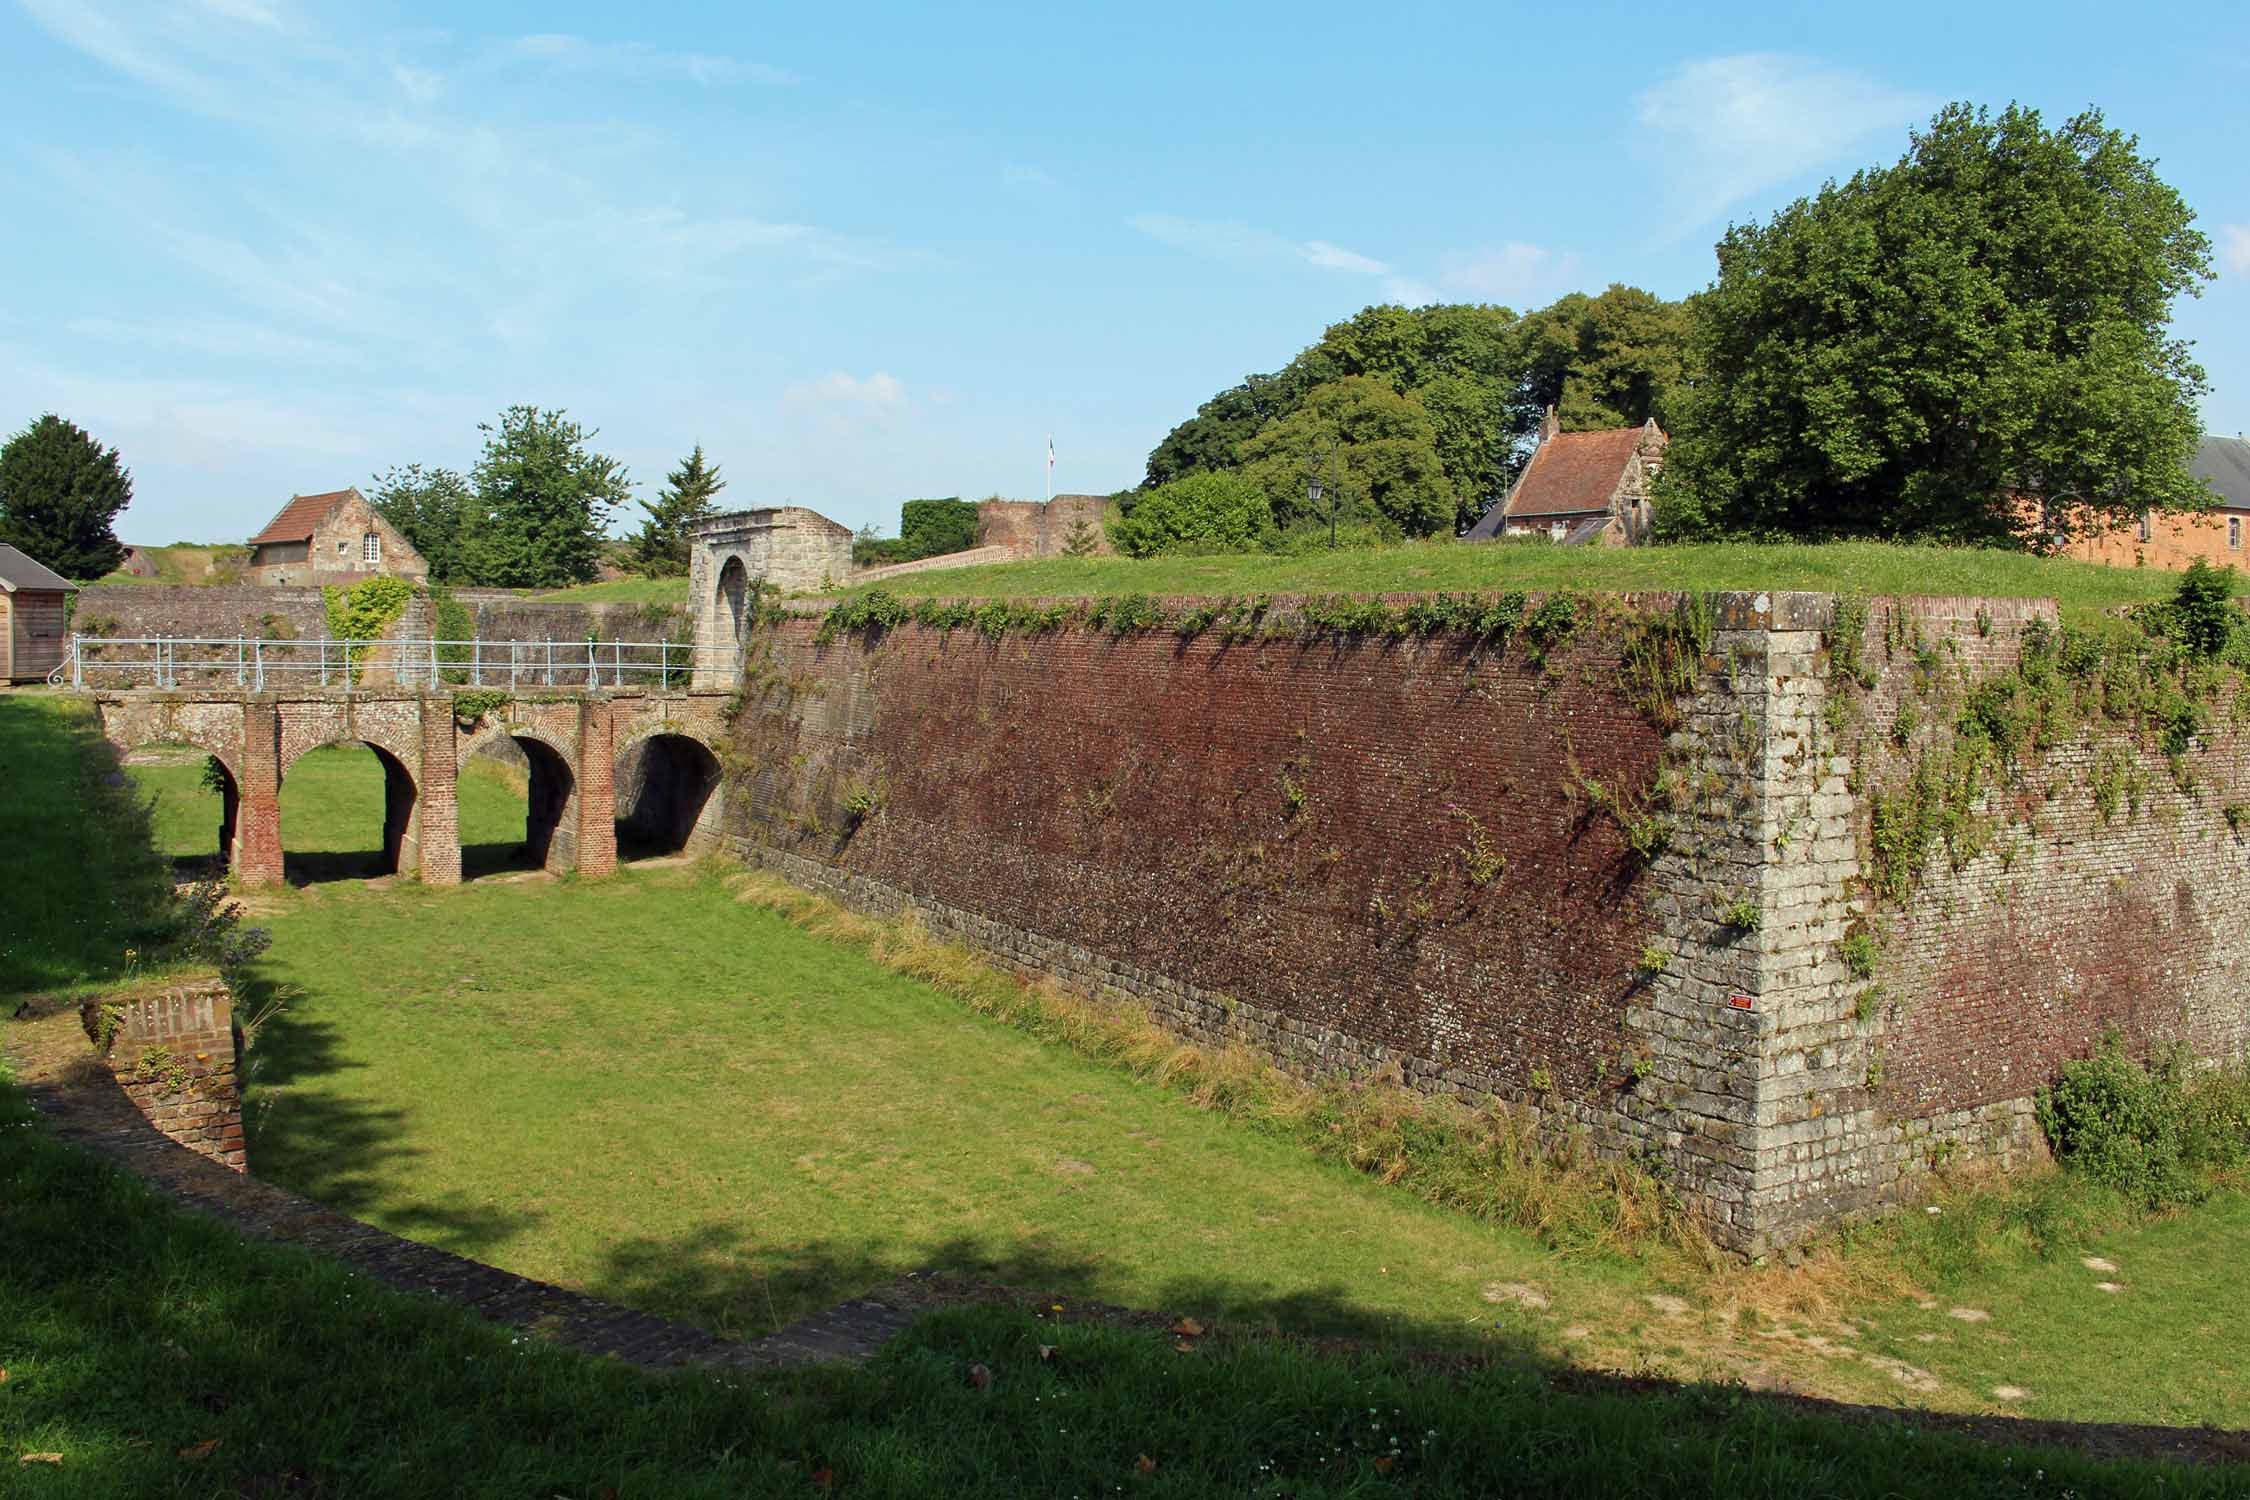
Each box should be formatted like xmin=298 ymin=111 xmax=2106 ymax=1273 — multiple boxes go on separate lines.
xmin=1756 ymin=596 xmax=2250 ymax=1231
xmin=714 ymin=591 xmax=2250 ymax=1251
xmin=83 ymin=977 xmax=244 ymax=1170
xmin=73 ymin=585 xmax=331 ymax=647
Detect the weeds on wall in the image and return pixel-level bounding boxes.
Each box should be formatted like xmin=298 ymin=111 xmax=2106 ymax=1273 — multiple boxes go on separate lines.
xmin=1829 ymin=561 xmax=2250 ymax=915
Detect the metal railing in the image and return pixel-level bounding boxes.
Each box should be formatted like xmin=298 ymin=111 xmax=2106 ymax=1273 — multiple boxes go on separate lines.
xmin=51 ymin=635 xmax=723 ymax=693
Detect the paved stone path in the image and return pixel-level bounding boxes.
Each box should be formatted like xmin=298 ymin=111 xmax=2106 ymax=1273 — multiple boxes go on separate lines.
xmin=4 ymin=1005 xmax=917 ymax=1373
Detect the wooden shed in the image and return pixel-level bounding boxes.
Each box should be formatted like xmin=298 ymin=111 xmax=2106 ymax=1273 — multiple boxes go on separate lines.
xmin=0 ymin=543 xmax=79 ymax=683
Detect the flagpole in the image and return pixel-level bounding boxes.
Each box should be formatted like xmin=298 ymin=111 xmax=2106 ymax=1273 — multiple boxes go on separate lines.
xmin=1045 ymin=434 xmax=1053 ymax=503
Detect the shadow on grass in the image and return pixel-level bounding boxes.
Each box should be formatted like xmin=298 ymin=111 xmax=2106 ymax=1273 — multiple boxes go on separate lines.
xmin=584 ymin=1216 xmax=1536 ymax=1356
xmin=242 ymin=995 xmax=538 ymax=1262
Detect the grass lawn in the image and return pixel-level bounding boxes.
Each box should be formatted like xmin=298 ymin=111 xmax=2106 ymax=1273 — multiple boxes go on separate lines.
xmin=77 ymin=708 xmax=2239 ymax=1431
xmin=5 ymin=687 xmax=2245 ymax=1492
xmin=532 ymin=575 xmax=693 ymax=605
xmin=11 ymin=1066 xmax=2222 ymax=1500
xmin=829 ymin=538 xmax=2231 ymax=630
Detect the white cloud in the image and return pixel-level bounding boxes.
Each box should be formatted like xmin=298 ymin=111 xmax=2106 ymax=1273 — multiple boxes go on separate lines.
xmin=1003 ymin=164 xmax=1058 ymax=190
xmin=2222 ymin=225 xmax=2250 ymax=277
xmin=1634 ymin=53 xmax=1934 ymax=225
xmin=502 ymin=33 xmax=793 ymax=86
xmin=1129 ymin=214 xmax=1434 ymax=305
xmin=1437 ymin=243 xmax=1581 ymax=305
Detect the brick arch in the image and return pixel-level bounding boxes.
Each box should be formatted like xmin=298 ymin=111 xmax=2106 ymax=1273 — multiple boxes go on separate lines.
xmin=456 ymin=722 xmax=579 ymax=776
xmin=612 ymin=725 xmax=727 ymax=858
xmin=94 ymin=703 xmax=244 ymax=786
xmin=279 ymin=733 xmax=416 ymax=784
xmin=98 ymin=713 xmax=246 ymax=873
xmin=276 ymin=736 xmax=422 ymax=881
xmin=457 ymin=724 xmax=583 ymax=876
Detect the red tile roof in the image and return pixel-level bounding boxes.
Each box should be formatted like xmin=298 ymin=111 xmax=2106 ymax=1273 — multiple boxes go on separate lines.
xmin=1505 ymin=427 xmax=1651 ymax=519
xmin=249 ymin=489 xmax=360 ymax=546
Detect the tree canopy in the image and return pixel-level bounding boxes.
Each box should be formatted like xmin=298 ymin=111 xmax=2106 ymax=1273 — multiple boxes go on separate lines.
xmin=0 ymin=414 xmax=130 ymax=579
xmin=1659 ymin=103 xmax=2214 ymax=543
xmin=1238 ymin=376 xmax=1457 ymax=539
xmin=1142 ymin=290 xmax=1691 ymax=532
xmin=460 ymin=406 xmax=630 ymax=589
xmin=367 ymin=464 xmax=472 ymax=584
xmin=629 ymin=444 xmax=725 ymax=577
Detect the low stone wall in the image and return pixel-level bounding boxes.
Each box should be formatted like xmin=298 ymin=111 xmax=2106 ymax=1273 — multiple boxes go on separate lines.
xmin=82 ymin=977 xmax=244 ymax=1171
xmin=849 ymin=546 xmax=1015 ymax=585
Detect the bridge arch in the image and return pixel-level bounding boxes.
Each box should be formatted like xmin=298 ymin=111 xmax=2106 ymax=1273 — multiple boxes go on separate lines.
xmin=278 ymin=737 xmax=420 ymax=882
xmin=614 ymin=726 xmax=726 ymax=859
xmin=458 ymin=724 xmax=581 ymax=876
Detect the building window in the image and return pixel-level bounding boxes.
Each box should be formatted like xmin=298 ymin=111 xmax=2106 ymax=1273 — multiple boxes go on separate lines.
xmin=2138 ymin=512 xmax=2152 ymax=544
xmin=363 ymin=532 xmax=381 ymax=565
xmin=1549 ymin=520 xmax=1566 ymax=542
xmin=337 ymin=538 xmax=349 ymax=555
xmin=2231 ymin=517 xmax=2241 ymax=551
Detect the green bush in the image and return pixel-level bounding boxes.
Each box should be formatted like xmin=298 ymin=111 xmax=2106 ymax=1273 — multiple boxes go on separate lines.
xmin=2035 ymin=1036 xmax=2248 ymax=1208
xmin=1106 ymin=471 xmax=1272 ymax=558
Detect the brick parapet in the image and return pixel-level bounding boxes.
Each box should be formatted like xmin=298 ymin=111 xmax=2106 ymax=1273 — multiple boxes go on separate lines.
xmin=83 ymin=978 xmax=245 ymax=1171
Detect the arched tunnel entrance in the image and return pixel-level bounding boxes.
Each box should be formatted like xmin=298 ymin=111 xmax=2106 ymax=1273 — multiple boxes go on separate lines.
xmin=614 ymin=733 xmax=723 ymax=861
xmin=460 ymin=734 xmax=579 ymax=879
xmin=119 ymin=744 xmax=239 ymax=875
xmin=279 ymin=741 xmax=418 ymax=883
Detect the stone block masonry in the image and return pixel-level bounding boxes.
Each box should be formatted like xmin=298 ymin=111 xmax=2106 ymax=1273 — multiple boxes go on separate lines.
xmin=716 ymin=590 xmax=2250 ymax=1252
xmin=83 ymin=977 xmax=244 ymax=1170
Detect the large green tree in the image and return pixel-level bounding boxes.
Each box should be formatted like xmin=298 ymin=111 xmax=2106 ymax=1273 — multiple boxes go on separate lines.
xmin=1141 ymin=295 xmax=1688 ymax=532
xmin=0 ymin=414 xmax=130 ymax=579
xmin=629 ymin=444 xmax=726 ymax=577
xmin=1661 ymin=103 xmax=2214 ymax=543
xmin=460 ymin=406 xmax=631 ymax=588
xmin=1514 ymin=285 xmax=1694 ymax=434
xmin=1238 ymin=376 xmax=1457 ymax=539
xmin=367 ymin=463 xmax=472 ymax=583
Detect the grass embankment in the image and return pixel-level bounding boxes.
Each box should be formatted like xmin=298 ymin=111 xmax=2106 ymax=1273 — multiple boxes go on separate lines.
xmin=831 ymin=539 xmax=2233 ymax=631
xmin=92 ymin=708 xmax=2250 ymax=1431
xmin=1 ymin=689 xmax=2241 ymax=1493
xmin=93 ymin=543 xmax=246 ymax=588
xmin=531 ymin=576 xmax=694 ymax=605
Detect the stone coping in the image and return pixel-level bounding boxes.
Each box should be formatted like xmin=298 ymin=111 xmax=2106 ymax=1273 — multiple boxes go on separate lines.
xmin=2 ymin=1003 xmax=913 ymax=1372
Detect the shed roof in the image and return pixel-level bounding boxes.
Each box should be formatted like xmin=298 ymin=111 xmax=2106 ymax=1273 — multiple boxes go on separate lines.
xmin=249 ymin=488 xmax=361 ymax=545
xmin=2193 ymin=436 xmax=2250 ymax=511
xmin=1504 ymin=426 xmax=1653 ymax=520
xmin=0 ymin=543 xmax=79 ymax=592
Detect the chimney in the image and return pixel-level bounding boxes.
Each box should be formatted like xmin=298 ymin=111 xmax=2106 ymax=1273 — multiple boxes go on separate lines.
xmin=1541 ymin=405 xmax=1560 ymax=443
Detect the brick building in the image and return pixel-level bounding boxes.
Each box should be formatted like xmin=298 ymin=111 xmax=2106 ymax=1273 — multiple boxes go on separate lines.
xmin=1462 ymin=408 xmax=1667 ymax=545
xmin=0 ymin=542 xmax=76 ymax=682
xmin=246 ymin=488 xmax=426 ymax=587
xmin=2044 ymin=435 xmax=2250 ymax=571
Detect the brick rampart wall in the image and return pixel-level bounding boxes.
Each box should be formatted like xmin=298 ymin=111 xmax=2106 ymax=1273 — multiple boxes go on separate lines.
xmin=83 ymin=977 xmax=244 ymax=1170
xmin=714 ymin=591 xmax=2250 ymax=1250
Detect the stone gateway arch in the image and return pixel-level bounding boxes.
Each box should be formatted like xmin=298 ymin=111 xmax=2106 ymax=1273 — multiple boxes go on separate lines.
xmin=687 ymin=508 xmax=854 ymax=687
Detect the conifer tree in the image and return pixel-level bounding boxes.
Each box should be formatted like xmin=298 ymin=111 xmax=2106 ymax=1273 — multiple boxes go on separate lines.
xmin=630 ymin=444 xmax=726 ymax=576
xmin=0 ymin=413 xmax=131 ymax=579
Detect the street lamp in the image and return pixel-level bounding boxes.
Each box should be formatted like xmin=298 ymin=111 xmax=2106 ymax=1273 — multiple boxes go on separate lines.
xmin=1305 ymin=444 xmax=1341 ymax=550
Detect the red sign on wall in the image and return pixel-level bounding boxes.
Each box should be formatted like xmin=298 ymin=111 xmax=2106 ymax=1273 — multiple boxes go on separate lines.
xmin=1727 ymin=993 xmax=1755 ymax=1011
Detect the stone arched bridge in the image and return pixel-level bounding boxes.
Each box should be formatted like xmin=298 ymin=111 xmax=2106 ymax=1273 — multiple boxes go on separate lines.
xmin=93 ymin=689 xmax=737 ymax=886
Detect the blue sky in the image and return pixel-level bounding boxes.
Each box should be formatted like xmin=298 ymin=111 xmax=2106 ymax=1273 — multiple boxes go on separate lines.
xmin=3 ymin=0 xmax=2246 ymax=544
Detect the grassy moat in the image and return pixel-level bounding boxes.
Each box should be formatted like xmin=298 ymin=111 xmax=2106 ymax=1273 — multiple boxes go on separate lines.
xmin=3 ymin=689 xmax=2247 ymax=1494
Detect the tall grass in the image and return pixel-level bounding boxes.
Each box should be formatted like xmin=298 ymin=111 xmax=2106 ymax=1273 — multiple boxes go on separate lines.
xmin=725 ymin=871 xmax=1713 ymax=1266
